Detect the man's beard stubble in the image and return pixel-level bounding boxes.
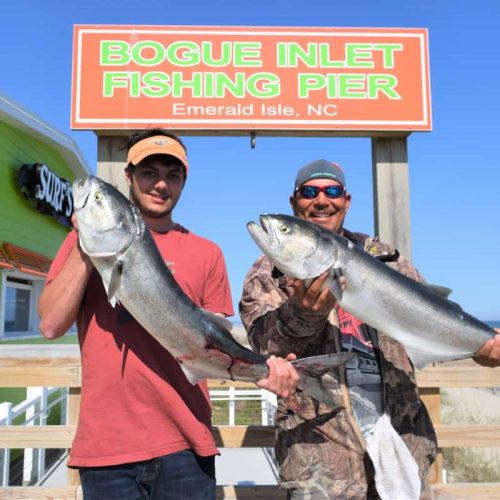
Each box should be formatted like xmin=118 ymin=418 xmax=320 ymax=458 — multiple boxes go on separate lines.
xmin=129 ymin=187 xmax=179 ymax=220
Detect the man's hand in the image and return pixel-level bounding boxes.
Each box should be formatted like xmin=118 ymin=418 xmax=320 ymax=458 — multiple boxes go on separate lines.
xmin=256 ymin=354 xmax=300 ymax=398
xmin=71 ymin=213 xmax=79 ymax=231
xmin=292 ymin=271 xmax=344 ymax=316
xmin=473 ymin=331 xmax=500 ymax=367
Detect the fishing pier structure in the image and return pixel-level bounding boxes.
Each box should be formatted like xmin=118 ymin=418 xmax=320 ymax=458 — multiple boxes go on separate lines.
xmin=1 ymin=345 xmax=499 ymax=499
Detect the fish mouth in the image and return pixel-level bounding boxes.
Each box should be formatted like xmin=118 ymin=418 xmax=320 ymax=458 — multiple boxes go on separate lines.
xmin=259 ymin=215 xmax=279 ymax=250
xmin=72 ymin=176 xmax=93 ymax=211
xmin=247 ymin=214 xmax=279 ymax=251
xmin=260 ymin=215 xmax=280 ymax=250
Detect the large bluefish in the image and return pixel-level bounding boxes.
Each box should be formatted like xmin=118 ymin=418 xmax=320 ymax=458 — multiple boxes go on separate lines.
xmin=72 ymin=176 xmax=353 ymax=406
xmin=247 ymin=213 xmax=496 ymax=368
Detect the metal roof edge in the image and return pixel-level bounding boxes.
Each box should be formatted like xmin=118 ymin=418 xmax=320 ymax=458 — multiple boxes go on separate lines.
xmin=0 ymin=91 xmax=91 ymax=178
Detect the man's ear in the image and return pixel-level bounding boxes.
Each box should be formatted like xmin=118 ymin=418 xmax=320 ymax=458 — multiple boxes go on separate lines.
xmin=182 ymin=166 xmax=187 ymax=186
xmin=124 ymin=166 xmax=133 ymax=187
xmin=344 ymin=193 xmax=352 ymax=213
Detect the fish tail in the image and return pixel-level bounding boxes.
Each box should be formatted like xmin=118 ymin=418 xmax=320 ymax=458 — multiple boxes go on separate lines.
xmin=292 ymin=352 xmax=355 ymax=409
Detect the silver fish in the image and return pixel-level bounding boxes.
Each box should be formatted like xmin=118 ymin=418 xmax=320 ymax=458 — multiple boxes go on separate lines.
xmin=247 ymin=214 xmax=496 ymax=368
xmin=72 ymin=176 xmax=353 ymax=407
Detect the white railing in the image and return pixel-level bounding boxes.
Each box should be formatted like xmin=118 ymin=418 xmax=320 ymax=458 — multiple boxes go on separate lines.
xmin=0 ymin=387 xmax=67 ymax=486
xmin=0 ymin=385 xmax=276 ymax=487
xmin=209 ymin=387 xmax=277 ymax=425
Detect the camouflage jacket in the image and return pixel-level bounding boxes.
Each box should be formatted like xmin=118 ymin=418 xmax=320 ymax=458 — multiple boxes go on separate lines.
xmin=239 ymin=229 xmax=437 ymax=499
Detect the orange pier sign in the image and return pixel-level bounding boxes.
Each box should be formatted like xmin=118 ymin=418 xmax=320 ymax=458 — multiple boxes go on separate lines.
xmin=71 ymin=25 xmax=431 ymax=132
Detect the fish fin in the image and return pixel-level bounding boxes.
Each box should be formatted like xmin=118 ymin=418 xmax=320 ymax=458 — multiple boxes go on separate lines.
xmin=325 ymin=267 xmax=344 ymax=301
xmin=422 ymin=284 xmax=466 ymax=314
xmin=200 ymin=310 xmax=233 ymax=331
xmin=423 ymin=283 xmax=453 ymax=299
xmin=179 ymin=362 xmax=224 ymax=386
xmin=404 ymin=346 xmax=472 ymax=370
xmin=447 ymin=299 xmax=465 ymax=312
xmin=180 ymin=364 xmax=201 ymax=385
xmin=106 ymin=260 xmax=123 ymax=307
xmin=292 ymin=352 xmax=355 ymax=374
xmin=403 ymin=348 xmax=432 ymax=370
xmin=292 ymin=353 xmax=355 ymax=409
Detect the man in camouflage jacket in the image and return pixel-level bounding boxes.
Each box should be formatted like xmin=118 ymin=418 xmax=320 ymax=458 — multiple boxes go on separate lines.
xmin=239 ymin=160 xmax=438 ymax=499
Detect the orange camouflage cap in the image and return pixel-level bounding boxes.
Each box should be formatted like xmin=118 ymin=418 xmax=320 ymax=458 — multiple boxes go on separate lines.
xmin=127 ymin=135 xmax=189 ymax=173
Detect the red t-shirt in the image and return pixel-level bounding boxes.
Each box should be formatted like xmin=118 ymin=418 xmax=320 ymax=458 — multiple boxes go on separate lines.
xmin=46 ymin=225 xmax=234 ymax=467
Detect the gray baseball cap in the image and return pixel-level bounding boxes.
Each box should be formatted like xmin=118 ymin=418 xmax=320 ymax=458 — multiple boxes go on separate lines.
xmin=294 ymin=159 xmax=346 ymax=191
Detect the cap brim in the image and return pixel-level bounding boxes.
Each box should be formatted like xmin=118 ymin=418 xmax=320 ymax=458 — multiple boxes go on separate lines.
xmin=127 ymin=135 xmax=189 ymax=171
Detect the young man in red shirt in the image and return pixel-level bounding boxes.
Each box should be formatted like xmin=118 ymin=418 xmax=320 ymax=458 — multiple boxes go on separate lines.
xmin=39 ymin=129 xmax=298 ymax=499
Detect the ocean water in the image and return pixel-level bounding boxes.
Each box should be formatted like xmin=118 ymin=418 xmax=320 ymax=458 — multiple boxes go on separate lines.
xmin=486 ymin=320 xmax=500 ymax=329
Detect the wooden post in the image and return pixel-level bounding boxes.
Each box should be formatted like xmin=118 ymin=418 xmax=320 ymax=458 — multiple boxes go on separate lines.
xmin=66 ymin=387 xmax=81 ymax=486
xmin=419 ymin=387 xmax=443 ymax=484
xmin=371 ymin=137 xmax=412 ymax=260
xmin=97 ymin=135 xmax=129 ymax=196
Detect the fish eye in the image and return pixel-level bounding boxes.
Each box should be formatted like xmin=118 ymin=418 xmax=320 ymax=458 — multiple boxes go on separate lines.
xmin=279 ymin=224 xmax=290 ymax=233
xmin=94 ymin=191 xmax=103 ymax=202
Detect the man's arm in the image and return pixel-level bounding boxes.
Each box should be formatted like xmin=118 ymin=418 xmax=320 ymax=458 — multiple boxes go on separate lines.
xmin=38 ymin=237 xmax=93 ymax=339
xmin=204 ymin=250 xmax=300 ymax=396
xmin=240 ymin=256 xmax=335 ymax=358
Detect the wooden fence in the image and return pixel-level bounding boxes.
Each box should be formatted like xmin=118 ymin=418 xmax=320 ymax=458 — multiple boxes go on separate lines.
xmin=0 ymin=345 xmax=499 ymax=499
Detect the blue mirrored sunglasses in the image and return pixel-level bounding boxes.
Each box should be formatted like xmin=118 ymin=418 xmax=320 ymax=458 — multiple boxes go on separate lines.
xmin=296 ymin=184 xmax=346 ymax=199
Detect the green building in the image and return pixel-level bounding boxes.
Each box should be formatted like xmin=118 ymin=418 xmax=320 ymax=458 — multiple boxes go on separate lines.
xmin=0 ymin=92 xmax=89 ymax=340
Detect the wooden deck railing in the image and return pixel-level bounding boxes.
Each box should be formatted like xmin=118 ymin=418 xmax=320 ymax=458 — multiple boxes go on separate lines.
xmin=0 ymin=345 xmax=499 ymax=499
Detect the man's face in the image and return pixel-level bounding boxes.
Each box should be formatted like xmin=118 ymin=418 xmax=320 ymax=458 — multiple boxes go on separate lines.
xmin=290 ymin=178 xmax=351 ymax=233
xmin=125 ymin=158 xmax=185 ymax=220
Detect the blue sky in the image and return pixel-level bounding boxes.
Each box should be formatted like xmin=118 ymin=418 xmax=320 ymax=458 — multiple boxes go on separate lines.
xmin=1 ymin=1 xmax=499 ymax=320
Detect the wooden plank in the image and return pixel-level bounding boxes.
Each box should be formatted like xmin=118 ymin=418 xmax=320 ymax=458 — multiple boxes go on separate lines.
xmin=0 ymin=485 xmax=82 ymax=499
xmin=67 ymin=388 xmax=81 ymax=427
xmin=432 ymin=482 xmax=500 ymax=499
xmin=213 ymin=425 xmax=275 ymax=448
xmin=0 ymin=345 xmax=80 ymax=364
xmin=420 ymin=387 xmax=442 ymax=483
xmin=208 ymin=380 xmax=258 ymax=389
xmin=0 ymin=346 xmax=81 ymax=388
xmin=2 ymin=483 xmax=499 ymax=499
xmin=0 ymin=485 xmax=284 ymax=500
xmin=0 ymin=425 xmax=276 ymax=449
xmin=435 ymin=424 xmax=500 ymax=447
xmin=0 ymin=426 xmax=76 ymax=448
xmin=2 ymin=423 xmax=500 ymax=450
xmin=217 ymin=485 xmax=285 ymax=499
xmin=1 ymin=349 xmax=499 ymax=390
xmin=417 ymin=360 xmax=500 ymax=388
xmin=0 ymin=366 xmax=81 ymax=387
xmin=2 ymin=363 xmax=499 ymax=389
xmin=67 ymin=387 xmax=81 ymax=486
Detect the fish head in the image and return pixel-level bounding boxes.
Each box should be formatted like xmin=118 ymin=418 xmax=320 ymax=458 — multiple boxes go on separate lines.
xmin=73 ymin=176 xmax=139 ymax=258
xmin=247 ymin=214 xmax=336 ymax=279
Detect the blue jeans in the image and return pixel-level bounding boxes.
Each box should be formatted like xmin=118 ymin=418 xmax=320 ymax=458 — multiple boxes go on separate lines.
xmin=78 ymin=449 xmax=216 ymax=500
